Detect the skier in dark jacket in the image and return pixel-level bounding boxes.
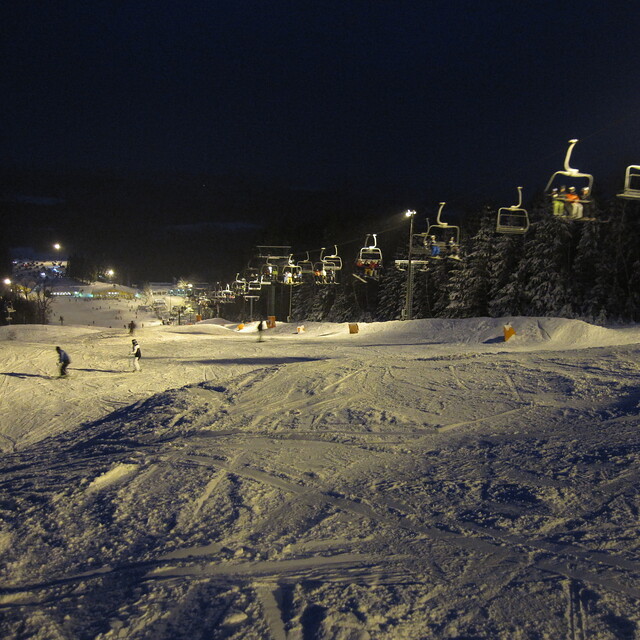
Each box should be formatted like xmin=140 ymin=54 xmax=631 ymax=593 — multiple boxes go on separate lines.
xmin=131 ymin=339 xmax=141 ymax=371
xmin=55 ymin=346 xmax=70 ymax=377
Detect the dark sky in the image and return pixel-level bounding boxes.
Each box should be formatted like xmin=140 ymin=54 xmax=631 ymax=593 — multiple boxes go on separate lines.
xmin=3 ymin=0 xmax=640 ymax=206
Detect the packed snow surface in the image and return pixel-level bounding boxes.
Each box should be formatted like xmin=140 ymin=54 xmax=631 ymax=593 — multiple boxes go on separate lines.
xmin=1 ymin=297 xmax=640 ymax=639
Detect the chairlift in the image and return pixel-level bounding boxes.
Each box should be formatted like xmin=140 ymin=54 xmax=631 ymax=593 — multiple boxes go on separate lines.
xmin=282 ymin=256 xmax=302 ymax=285
xmin=313 ymin=261 xmax=328 ymax=284
xmin=321 ymin=245 xmax=342 ymax=271
xmin=425 ymin=202 xmax=461 ymax=259
xmin=241 ymin=267 xmax=262 ymax=291
xmin=496 ymin=186 xmax=530 ymax=234
xmin=221 ymin=284 xmax=235 ymax=301
xmin=617 ymin=165 xmax=640 ymax=200
xmin=354 ymin=234 xmax=383 ymax=281
xmin=297 ymin=252 xmax=315 ymax=277
xmin=260 ymin=260 xmax=278 ymax=284
xmin=320 ymin=246 xmax=341 ymax=283
xmin=545 ymin=139 xmax=595 ymax=220
xmin=232 ymin=273 xmax=248 ymax=295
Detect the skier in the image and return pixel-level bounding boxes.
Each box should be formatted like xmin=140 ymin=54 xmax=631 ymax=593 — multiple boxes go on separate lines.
xmin=128 ymin=320 xmax=137 ymax=334
xmin=55 ymin=346 xmax=70 ymax=377
xmin=131 ymin=339 xmax=141 ymax=371
xmin=257 ymin=320 xmax=265 ymax=342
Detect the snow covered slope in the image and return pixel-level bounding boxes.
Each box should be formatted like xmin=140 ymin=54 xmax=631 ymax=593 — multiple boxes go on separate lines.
xmin=1 ymin=308 xmax=639 ymax=639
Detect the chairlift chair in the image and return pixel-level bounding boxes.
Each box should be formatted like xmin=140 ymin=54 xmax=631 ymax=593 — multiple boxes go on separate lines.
xmin=410 ymin=233 xmax=430 ymax=257
xmin=321 ymin=245 xmax=342 ymax=271
xmin=221 ymin=284 xmax=235 ymax=301
xmin=282 ymin=256 xmax=302 ymax=285
xmin=297 ymin=252 xmax=315 ymax=277
xmin=425 ymin=202 xmax=461 ymax=259
xmin=232 ymin=273 xmax=248 ymax=295
xmin=241 ymin=267 xmax=262 ymax=291
xmin=496 ymin=186 xmax=530 ymax=234
xmin=355 ymin=234 xmax=383 ymax=280
xmin=313 ymin=261 xmax=328 ymax=284
xmin=260 ymin=260 xmax=278 ymax=284
xmin=545 ymin=139 xmax=594 ymax=219
xmin=617 ymin=165 xmax=640 ymax=200
xmin=320 ymin=246 xmax=341 ymax=283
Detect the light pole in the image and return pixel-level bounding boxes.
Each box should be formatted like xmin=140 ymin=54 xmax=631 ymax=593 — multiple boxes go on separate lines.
xmin=404 ymin=210 xmax=416 ymax=320
xmin=2 ymin=279 xmax=15 ymax=324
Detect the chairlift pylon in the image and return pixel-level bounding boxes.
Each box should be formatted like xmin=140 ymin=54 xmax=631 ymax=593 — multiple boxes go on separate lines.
xmin=496 ymin=186 xmax=530 ymax=234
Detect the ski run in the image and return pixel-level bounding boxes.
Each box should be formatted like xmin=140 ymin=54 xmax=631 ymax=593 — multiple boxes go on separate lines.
xmin=1 ymin=297 xmax=639 ymax=639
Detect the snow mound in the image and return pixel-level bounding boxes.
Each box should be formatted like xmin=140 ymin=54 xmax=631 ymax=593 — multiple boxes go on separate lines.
xmin=503 ymin=317 xmax=638 ymax=349
xmin=86 ymin=463 xmax=139 ymax=493
xmin=166 ymin=322 xmax=240 ymax=336
xmin=197 ymin=317 xmax=235 ymax=326
xmin=262 ymin=317 xmax=640 ymax=349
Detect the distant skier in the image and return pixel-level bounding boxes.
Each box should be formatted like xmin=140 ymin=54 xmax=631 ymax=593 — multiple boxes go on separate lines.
xmin=128 ymin=320 xmax=137 ymax=335
xmin=257 ymin=320 xmax=265 ymax=342
xmin=55 ymin=346 xmax=70 ymax=377
xmin=131 ymin=339 xmax=141 ymax=371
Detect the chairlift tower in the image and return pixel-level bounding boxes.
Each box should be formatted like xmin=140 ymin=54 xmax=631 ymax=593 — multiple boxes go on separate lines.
xmin=403 ymin=210 xmax=416 ymax=320
xmin=244 ymin=295 xmax=260 ymax=321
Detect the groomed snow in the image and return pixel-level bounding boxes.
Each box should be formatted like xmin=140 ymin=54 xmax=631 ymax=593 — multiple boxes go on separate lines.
xmin=1 ymin=297 xmax=639 ymax=639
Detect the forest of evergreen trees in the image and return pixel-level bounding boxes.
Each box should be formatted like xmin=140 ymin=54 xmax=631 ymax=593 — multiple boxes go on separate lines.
xmin=287 ymin=199 xmax=640 ymax=325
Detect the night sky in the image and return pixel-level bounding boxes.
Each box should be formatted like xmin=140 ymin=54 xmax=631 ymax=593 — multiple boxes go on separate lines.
xmin=2 ymin=1 xmax=640 ymax=276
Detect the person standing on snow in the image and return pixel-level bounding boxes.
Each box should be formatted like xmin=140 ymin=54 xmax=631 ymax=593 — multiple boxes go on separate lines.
xmin=257 ymin=320 xmax=265 ymax=342
xmin=55 ymin=346 xmax=70 ymax=377
xmin=131 ymin=339 xmax=141 ymax=371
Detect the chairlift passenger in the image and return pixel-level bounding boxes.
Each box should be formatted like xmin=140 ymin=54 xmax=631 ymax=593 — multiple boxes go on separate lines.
xmin=551 ymin=188 xmax=564 ymax=216
xmin=429 ymin=236 xmax=441 ymax=258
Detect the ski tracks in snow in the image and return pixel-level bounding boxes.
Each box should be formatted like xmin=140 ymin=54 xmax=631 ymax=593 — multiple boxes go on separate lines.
xmin=2 ymin=332 xmax=640 ymax=638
